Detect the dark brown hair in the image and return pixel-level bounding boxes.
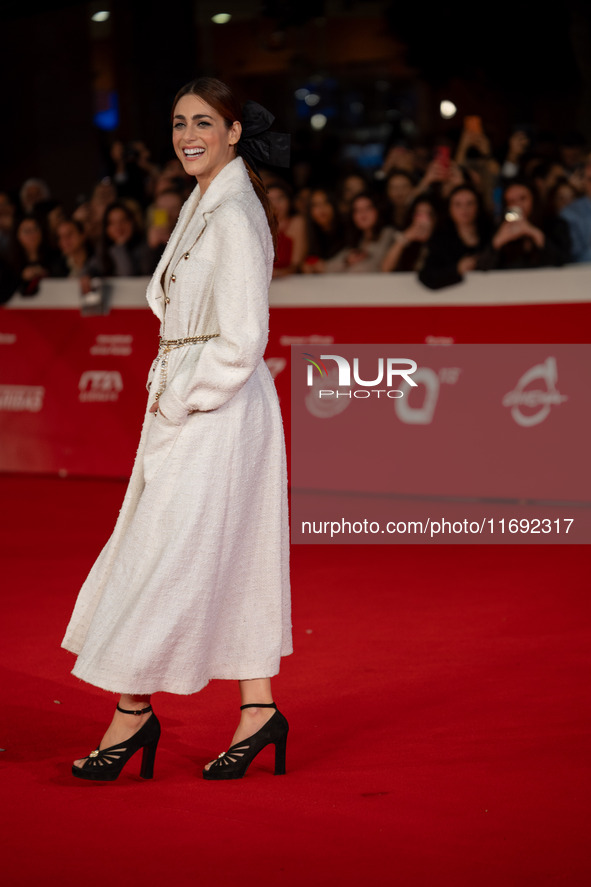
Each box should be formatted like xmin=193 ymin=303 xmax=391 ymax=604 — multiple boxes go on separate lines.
xmin=347 ymin=191 xmax=385 ymax=246
xmin=172 ymin=77 xmax=277 ymax=252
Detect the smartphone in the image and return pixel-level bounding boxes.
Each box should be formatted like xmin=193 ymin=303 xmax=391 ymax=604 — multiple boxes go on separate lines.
xmin=434 ymin=145 xmax=451 ymax=170
xmin=464 ymin=116 xmax=483 ymax=135
xmin=504 ymin=206 xmax=524 ymax=222
xmin=152 ymin=208 xmax=169 ymax=228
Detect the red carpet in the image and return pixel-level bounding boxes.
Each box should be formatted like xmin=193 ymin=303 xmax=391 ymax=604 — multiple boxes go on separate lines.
xmin=1 ymin=474 xmax=589 ymax=886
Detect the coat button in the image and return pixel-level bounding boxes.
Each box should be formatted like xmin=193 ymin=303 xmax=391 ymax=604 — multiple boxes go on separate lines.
xmin=165 ymin=297 xmax=170 ymax=304
xmin=184 ymin=252 xmax=190 ymax=260
xmin=171 ymin=275 xmax=176 ymax=282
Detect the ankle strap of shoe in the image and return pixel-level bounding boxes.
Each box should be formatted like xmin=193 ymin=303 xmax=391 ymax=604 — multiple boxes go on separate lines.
xmin=116 ymin=703 xmax=153 ymax=716
xmin=240 ymin=702 xmax=277 ymax=711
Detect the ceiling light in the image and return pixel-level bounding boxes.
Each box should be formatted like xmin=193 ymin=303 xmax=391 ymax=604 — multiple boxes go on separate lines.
xmin=440 ymin=100 xmax=457 ymax=119
xmin=310 ymin=114 xmax=327 ymax=131
xmin=91 ymin=11 xmax=110 ymax=22
xmin=211 ymin=13 xmax=232 ymax=24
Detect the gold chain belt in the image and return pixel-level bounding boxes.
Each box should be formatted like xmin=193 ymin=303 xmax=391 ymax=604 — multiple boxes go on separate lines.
xmin=153 ymin=333 xmax=219 ymax=401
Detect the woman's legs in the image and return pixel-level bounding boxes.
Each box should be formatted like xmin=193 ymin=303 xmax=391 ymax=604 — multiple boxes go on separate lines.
xmin=203 ymin=678 xmax=276 ymax=771
xmin=232 ymin=677 xmax=275 ymax=741
xmin=74 ymin=682 xmax=280 ymax=771
xmin=72 ymin=693 xmax=152 ymax=769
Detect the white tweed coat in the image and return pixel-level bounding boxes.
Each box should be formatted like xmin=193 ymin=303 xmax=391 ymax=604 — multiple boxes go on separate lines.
xmin=62 ymin=157 xmax=292 ymax=694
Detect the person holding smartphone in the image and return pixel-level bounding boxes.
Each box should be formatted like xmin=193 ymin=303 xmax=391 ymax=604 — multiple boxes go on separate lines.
xmin=477 ymin=180 xmax=571 ymax=269
xmin=381 ymin=196 xmax=437 ymax=273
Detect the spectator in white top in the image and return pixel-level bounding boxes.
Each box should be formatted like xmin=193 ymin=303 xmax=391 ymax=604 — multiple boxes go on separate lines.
xmin=323 ymin=192 xmax=397 ymax=273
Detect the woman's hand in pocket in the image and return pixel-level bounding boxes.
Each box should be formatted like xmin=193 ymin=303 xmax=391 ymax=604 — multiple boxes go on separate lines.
xmin=149 ymin=401 xmax=168 ymax=418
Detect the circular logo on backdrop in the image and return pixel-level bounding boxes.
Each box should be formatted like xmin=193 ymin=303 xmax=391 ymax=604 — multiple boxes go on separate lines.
xmin=502 ymin=357 xmax=568 ymax=427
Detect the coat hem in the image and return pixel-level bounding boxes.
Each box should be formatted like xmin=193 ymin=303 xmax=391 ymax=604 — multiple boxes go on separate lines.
xmin=64 ymin=647 xmax=293 ymax=696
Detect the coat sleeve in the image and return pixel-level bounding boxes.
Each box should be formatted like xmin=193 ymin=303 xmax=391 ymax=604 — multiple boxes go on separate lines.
xmin=157 ymin=202 xmax=272 ymax=421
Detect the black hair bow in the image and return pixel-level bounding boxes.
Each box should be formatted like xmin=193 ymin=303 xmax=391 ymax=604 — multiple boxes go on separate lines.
xmin=237 ymin=100 xmax=290 ymax=175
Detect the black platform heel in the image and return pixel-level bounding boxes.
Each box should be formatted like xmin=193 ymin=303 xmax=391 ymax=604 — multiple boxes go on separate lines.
xmin=72 ymin=704 xmax=161 ymax=782
xmin=203 ymin=702 xmax=289 ymax=781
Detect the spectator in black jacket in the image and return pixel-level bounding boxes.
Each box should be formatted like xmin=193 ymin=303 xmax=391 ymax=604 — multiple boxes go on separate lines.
xmin=419 ymin=185 xmax=493 ymax=290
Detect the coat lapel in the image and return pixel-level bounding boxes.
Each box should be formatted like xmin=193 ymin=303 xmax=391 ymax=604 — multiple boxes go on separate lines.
xmin=146 ymin=182 xmax=202 ymax=319
xmin=145 ymin=158 xmax=251 ymax=320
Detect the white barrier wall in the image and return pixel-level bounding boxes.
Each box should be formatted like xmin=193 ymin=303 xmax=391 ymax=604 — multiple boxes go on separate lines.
xmin=6 ymin=265 xmax=591 ymax=310
xmin=1 ymin=268 xmax=590 ymax=479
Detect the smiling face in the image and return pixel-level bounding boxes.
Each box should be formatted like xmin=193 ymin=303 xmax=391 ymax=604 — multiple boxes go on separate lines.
xmin=172 ymin=94 xmax=241 ymax=193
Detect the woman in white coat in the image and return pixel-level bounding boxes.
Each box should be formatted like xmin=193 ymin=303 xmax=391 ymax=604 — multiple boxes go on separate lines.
xmin=62 ymin=78 xmax=292 ymax=782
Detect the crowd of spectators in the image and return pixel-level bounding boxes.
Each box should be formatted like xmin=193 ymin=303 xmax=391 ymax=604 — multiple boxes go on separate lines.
xmin=0 ymin=140 xmax=191 ymax=303
xmin=2 ymin=122 xmax=591 ymax=303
